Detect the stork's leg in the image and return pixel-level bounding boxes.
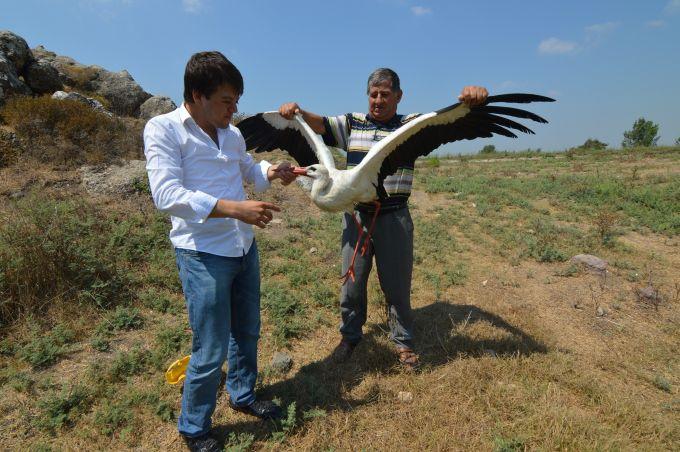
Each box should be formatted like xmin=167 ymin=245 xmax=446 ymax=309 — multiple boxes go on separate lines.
xmin=340 ymin=212 xmax=365 ymax=284
xmin=360 ymin=201 xmax=381 ymax=256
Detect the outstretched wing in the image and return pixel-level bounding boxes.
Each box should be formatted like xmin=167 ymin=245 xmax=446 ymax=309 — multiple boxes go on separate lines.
xmin=236 ymin=112 xmax=336 ymax=169
xmin=354 ymin=93 xmax=555 ymax=178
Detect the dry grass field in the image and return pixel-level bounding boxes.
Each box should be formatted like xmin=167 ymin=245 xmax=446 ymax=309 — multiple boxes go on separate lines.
xmin=0 ymin=144 xmax=678 ymax=451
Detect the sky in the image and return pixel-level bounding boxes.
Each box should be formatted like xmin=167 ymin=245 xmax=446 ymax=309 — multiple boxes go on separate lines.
xmin=3 ymin=0 xmax=680 ymax=154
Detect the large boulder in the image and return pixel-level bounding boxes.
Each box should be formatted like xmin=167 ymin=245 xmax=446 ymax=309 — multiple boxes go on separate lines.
xmin=52 ymin=90 xmax=112 ymax=116
xmin=24 ymin=59 xmax=62 ymax=94
xmin=0 ymin=52 xmax=31 ymax=104
xmin=92 ymin=69 xmax=151 ymax=117
xmin=31 ymin=43 xmax=151 ymax=117
xmin=139 ymin=95 xmax=177 ymax=120
xmin=31 ymin=45 xmax=91 ymax=88
xmin=0 ymin=30 xmax=32 ymax=73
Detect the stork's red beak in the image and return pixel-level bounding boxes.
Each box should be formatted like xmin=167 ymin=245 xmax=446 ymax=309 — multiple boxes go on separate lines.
xmin=292 ymin=166 xmax=309 ymax=176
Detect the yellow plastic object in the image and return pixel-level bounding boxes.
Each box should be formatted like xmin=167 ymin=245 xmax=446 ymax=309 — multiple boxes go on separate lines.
xmin=165 ymin=355 xmax=190 ymax=385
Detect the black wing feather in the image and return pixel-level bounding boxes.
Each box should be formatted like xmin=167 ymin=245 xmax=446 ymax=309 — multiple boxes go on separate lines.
xmin=237 ymin=114 xmax=320 ymax=167
xmin=381 ymin=93 xmax=554 ymax=172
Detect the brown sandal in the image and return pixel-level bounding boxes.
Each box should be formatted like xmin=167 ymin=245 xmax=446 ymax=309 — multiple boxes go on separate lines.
xmin=397 ymin=347 xmax=420 ymax=370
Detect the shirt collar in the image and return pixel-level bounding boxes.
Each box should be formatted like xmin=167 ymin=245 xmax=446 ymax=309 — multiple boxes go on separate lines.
xmin=179 ymin=103 xmax=193 ymax=125
xmin=366 ymin=112 xmax=402 ymax=127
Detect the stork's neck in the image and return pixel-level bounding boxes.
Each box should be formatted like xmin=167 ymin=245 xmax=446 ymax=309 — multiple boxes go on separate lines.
xmin=311 ymin=170 xmax=332 ymax=197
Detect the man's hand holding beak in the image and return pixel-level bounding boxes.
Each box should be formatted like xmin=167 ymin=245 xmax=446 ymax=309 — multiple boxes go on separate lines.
xmin=267 ymin=161 xmax=297 ymax=185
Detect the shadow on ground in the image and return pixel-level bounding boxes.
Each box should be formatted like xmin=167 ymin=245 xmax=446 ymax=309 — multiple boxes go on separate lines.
xmin=211 ymin=301 xmax=548 ymax=444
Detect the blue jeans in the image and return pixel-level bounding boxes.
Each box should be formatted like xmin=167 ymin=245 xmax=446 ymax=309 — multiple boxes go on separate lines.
xmin=175 ymin=244 xmax=261 ymax=437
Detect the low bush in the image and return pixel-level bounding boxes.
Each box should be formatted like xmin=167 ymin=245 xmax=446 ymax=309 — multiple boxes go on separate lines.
xmin=0 ymin=95 xmax=143 ymax=166
xmin=261 ymin=282 xmax=308 ymax=345
xmin=19 ymin=324 xmax=75 ymax=369
xmin=36 ymin=385 xmax=92 ymax=433
xmin=0 ymin=194 xmax=132 ymax=326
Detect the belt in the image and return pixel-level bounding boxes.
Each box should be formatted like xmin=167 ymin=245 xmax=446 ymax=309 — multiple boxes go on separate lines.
xmin=355 ymin=202 xmax=408 ymax=215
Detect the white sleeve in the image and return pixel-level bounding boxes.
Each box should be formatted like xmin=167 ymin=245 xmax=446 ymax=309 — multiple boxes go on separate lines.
xmin=235 ymin=127 xmax=272 ymax=193
xmin=143 ymin=119 xmax=218 ymax=222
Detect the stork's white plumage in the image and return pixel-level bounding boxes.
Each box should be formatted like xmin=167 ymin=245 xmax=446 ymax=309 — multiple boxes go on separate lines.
xmin=239 ymin=93 xmax=554 ymax=283
xmin=237 ymin=93 xmax=555 ymax=214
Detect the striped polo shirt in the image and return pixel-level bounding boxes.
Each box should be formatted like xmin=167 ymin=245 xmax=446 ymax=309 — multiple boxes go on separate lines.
xmin=322 ymin=112 xmax=421 ymax=211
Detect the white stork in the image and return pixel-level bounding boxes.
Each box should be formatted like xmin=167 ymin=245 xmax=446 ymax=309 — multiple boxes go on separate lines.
xmin=237 ymin=93 xmax=554 ymax=281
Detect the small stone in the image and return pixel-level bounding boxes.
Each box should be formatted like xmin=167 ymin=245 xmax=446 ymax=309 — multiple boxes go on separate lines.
xmin=481 ymin=280 xmax=488 ymax=287
xmin=483 ymin=349 xmax=497 ymax=358
xmin=596 ymin=306 xmax=606 ymax=317
xmin=397 ymin=391 xmax=413 ymax=403
xmin=570 ymin=254 xmax=608 ymax=272
xmin=636 ymin=285 xmax=662 ymax=307
xmin=270 ymin=352 xmax=293 ymax=373
xmin=309 ymin=247 xmax=317 ymax=254
xmin=270 ymin=218 xmax=283 ymax=225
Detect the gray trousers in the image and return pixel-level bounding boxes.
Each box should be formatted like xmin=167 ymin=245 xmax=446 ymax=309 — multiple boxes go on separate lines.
xmin=340 ymin=207 xmax=415 ymax=349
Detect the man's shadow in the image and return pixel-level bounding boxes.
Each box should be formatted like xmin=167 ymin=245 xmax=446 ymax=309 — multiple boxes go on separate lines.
xmin=213 ymin=301 xmax=547 ymax=442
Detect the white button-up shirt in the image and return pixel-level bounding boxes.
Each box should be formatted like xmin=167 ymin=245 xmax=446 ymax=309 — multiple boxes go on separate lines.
xmin=143 ymin=104 xmax=271 ymax=257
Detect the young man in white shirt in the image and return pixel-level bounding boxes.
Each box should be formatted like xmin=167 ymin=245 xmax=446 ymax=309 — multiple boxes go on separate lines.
xmin=144 ymin=51 xmax=296 ymax=452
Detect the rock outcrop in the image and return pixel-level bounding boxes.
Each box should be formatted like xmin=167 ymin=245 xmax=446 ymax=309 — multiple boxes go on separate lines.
xmin=52 ymin=90 xmax=112 ymax=116
xmin=0 ymin=30 xmax=32 ymax=73
xmin=139 ymin=95 xmax=177 ymax=120
xmin=24 ymin=59 xmax=62 ymax=94
xmin=0 ymin=30 xmax=163 ymax=118
xmin=0 ymin=52 xmax=31 ymax=104
xmin=93 ymin=69 xmax=151 ymax=117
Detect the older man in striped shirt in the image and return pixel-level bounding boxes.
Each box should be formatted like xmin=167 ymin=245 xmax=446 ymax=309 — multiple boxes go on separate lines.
xmin=279 ymin=68 xmax=487 ymax=369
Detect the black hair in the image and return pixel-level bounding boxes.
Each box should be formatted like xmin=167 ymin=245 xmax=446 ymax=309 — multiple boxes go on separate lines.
xmin=183 ymin=51 xmax=243 ymax=103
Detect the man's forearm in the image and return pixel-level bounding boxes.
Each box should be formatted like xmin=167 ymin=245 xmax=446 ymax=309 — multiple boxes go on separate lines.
xmin=300 ymin=110 xmax=326 ymax=135
xmin=208 ymin=199 xmax=240 ymax=218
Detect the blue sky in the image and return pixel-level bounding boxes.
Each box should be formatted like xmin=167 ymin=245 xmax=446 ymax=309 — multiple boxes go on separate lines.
xmin=3 ymin=0 xmax=680 ymax=154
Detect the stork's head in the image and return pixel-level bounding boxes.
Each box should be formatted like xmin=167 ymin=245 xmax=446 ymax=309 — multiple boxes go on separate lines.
xmin=293 ymin=165 xmax=330 ymax=189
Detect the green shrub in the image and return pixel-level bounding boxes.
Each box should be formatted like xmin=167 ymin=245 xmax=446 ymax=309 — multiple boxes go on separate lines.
xmin=425 ymin=156 xmax=441 ymax=167
xmin=19 ymin=324 xmax=75 ymax=369
xmin=1 ymin=367 xmax=35 ymax=393
xmin=0 ymin=95 xmax=143 ymax=166
xmin=0 ymin=129 xmax=20 ymax=167
xmin=0 ymin=195 xmax=131 ymax=326
xmin=272 ymin=402 xmax=297 ymax=442
xmin=578 ymin=138 xmax=608 ymax=150
xmin=479 ymin=144 xmax=497 ymax=154
xmin=36 ymin=385 xmax=92 ymax=433
xmin=156 ymin=325 xmax=190 ymax=358
xmin=139 ymin=288 xmax=180 ymax=314
xmin=226 ymin=432 xmax=255 ymax=451
xmin=261 ymin=282 xmax=308 ymax=345
xmin=155 ymin=401 xmax=175 ymax=422
xmin=90 ymin=335 xmax=111 ymax=352
xmin=444 ymin=263 xmax=468 ymax=286
xmin=107 ymin=306 xmax=144 ymax=331
xmin=107 ymin=348 xmax=149 ymax=381
xmin=94 ymin=401 xmax=133 ymax=436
